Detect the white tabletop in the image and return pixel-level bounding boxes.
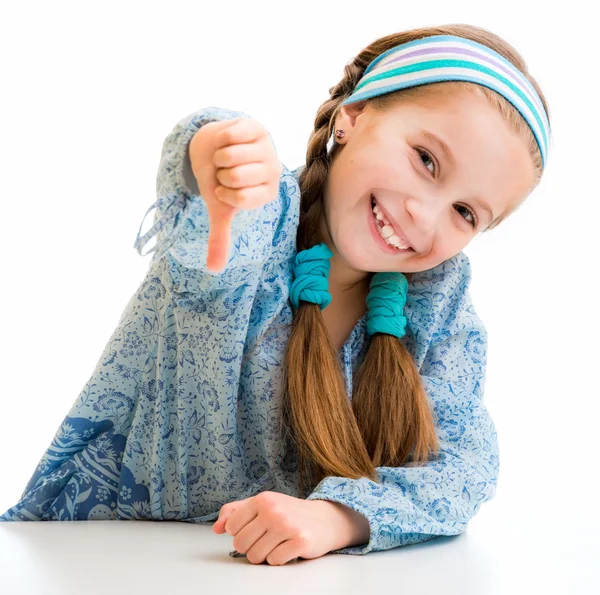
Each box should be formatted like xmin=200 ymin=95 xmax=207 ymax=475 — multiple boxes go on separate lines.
xmin=0 ymin=501 xmax=597 ymax=595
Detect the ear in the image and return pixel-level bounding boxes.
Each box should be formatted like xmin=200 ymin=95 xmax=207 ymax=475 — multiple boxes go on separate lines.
xmin=334 ymin=100 xmax=368 ymax=140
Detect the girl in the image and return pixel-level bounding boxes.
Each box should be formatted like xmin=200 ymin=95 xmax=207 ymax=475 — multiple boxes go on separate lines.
xmin=0 ymin=23 xmax=551 ymax=567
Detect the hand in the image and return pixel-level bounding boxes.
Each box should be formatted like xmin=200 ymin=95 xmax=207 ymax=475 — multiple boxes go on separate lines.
xmin=212 ymin=491 xmax=342 ymax=566
xmin=189 ymin=116 xmax=283 ymax=273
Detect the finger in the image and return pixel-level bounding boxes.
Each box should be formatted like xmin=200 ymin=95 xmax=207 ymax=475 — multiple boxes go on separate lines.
xmin=224 ymin=500 xmax=259 ymax=537
xmin=212 ymin=142 xmax=265 ymax=168
xmin=213 ymin=512 xmax=232 ymax=533
xmin=215 ymin=182 xmax=277 ymax=209
xmin=245 ymin=531 xmax=290 ymax=565
xmin=213 ymin=506 xmax=231 ymax=530
xmin=232 ymin=519 xmax=268 ymax=559
xmin=213 ymin=117 xmax=267 ymax=151
xmin=205 ymin=202 xmax=237 ymax=273
xmin=266 ymin=539 xmax=303 ymax=566
xmin=216 ymin=162 xmax=269 ymax=189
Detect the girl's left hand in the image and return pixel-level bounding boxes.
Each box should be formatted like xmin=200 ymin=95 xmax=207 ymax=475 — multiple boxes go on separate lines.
xmin=212 ymin=491 xmax=341 ymax=565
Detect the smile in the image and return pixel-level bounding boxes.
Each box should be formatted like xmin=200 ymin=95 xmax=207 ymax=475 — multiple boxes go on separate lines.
xmin=369 ymin=195 xmax=414 ymax=253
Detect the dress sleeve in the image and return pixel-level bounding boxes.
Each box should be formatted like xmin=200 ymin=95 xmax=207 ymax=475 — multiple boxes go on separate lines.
xmin=305 ymin=252 xmax=500 ymax=555
xmin=133 ymin=105 xmax=288 ymax=276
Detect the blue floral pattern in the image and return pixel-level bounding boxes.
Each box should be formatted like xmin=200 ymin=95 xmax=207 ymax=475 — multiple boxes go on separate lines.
xmin=0 ymin=107 xmax=499 ymax=557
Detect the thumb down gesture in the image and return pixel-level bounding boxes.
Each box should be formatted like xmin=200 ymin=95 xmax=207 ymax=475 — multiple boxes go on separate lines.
xmin=189 ymin=116 xmax=283 ymax=273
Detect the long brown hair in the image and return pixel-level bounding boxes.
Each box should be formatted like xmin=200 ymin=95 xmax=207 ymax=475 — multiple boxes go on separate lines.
xmin=280 ymin=23 xmax=551 ymax=496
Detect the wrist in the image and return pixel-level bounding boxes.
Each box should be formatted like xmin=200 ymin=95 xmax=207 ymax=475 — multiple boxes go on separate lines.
xmin=313 ymin=499 xmax=370 ymax=550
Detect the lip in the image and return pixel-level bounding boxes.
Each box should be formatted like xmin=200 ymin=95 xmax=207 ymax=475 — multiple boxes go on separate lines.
xmin=371 ymin=195 xmax=415 ymax=250
xmin=369 ymin=195 xmax=414 ymax=254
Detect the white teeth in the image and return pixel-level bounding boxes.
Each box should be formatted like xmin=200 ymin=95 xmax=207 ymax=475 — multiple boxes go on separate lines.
xmin=373 ymin=208 xmax=391 ymax=226
xmin=389 ymin=234 xmax=410 ymax=248
xmin=371 ymin=200 xmax=411 ymax=250
xmin=380 ymin=225 xmax=395 ymax=239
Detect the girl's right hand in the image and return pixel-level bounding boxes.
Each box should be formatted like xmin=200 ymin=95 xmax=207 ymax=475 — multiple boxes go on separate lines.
xmin=189 ymin=117 xmax=283 ymax=273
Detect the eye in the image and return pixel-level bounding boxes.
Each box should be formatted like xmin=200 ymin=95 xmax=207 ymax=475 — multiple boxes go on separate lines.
xmin=415 ymin=148 xmax=478 ymax=229
xmin=416 ymin=148 xmax=436 ymax=176
xmin=455 ymin=205 xmax=478 ymax=228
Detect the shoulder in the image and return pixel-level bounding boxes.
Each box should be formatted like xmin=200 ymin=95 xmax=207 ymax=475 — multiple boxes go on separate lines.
xmin=249 ymin=162 xmax=301 ymax=270
xmin=406 ymin=251 xmax=479 ymax=344
xmin=290 ymin=165 xmax=305 ymax=182
xmin=409 ymin=251 xmax=473 ymax=307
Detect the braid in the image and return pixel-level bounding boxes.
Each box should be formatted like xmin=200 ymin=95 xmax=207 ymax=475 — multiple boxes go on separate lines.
xmin=283 ymin=44 xmax=439 ymax=497
xmin=283 ymin=59 xmax=379 ymax=496
xmin=297 ymin=62 xmax=364 ymax=250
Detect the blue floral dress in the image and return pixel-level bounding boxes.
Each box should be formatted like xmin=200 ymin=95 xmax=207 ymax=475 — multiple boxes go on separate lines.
xmin=0 ymin=106 xmax=500 ymax=556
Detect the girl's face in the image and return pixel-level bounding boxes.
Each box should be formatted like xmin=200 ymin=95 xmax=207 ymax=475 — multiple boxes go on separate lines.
xmin=322 ymin=86 xmax=537 ymax=274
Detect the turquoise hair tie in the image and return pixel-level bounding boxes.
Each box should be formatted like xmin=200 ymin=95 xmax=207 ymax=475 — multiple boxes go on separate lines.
xmin=289 ymin=243 xmax=334 ymax=310
xmin=366 ymin=272 xmax=409 ymax=339
xmin=290 ymin=245 xmax=409 ymax=339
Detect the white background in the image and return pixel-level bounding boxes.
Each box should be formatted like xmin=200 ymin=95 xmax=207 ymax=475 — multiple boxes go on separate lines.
xmin=0 ymin=0 xmax=597 ymax=590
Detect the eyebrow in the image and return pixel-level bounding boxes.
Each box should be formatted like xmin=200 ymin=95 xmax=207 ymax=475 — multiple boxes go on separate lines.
xmin=419 ymin=128 xmax=496 ymax=227
xmin=420 ymin=129 xmax=455 ymax=167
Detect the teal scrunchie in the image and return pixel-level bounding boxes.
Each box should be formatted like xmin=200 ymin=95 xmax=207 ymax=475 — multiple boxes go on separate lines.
xmin=366 ymin=271 xmax=409 ymax=339
xmin=289 ymin=243 xmax=333 ymax=310
xmin=289 ymin=244 xmax=409 ymax=339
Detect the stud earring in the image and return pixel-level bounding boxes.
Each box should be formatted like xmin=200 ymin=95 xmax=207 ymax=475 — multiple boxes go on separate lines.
xmin=335 ymin=129 xmax=345 ymax=140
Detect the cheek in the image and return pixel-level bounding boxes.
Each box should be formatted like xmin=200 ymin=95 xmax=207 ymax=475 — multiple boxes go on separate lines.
xmin=373 ymin=157 xmax=422 ymax=199
xmin=325 ymin=200 xmax=370 ymax=263
xmin=369 ymin=162 xmax=407 ymax=188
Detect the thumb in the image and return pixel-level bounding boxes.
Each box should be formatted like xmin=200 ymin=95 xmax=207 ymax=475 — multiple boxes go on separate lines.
xmin=205 ymin=196 xmax=238 ymax=273
xmin=213 ymin=507 xmax=234 ymax=532
xmin=192 ymin=160 xmax=238 ymax=274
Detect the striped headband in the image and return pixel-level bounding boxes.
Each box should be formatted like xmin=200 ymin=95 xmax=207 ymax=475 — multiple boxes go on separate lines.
xmin=341 ymin=35 xmax=550 ymax=169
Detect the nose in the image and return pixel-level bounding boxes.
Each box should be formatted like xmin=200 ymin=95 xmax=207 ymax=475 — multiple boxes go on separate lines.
xmin=404 ymin=192 xmax=443 ymax=236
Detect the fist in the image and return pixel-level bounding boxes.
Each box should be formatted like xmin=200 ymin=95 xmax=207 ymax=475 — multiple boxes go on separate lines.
xmin=189 ymin=116 xmax=283 ymax=272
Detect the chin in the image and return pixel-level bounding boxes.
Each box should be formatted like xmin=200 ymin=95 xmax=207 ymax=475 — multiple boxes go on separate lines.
xmin=334 ymin=239 xmax=383 ymax=274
